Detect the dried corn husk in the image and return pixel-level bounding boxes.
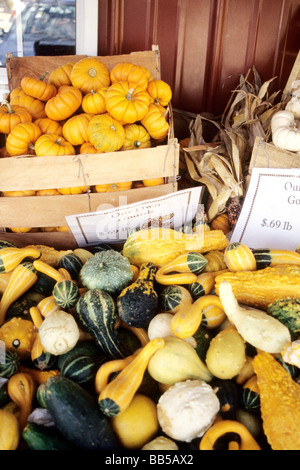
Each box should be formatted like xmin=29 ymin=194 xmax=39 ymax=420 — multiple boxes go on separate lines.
xmin=182 ymin=67 xmax=284 ymax=222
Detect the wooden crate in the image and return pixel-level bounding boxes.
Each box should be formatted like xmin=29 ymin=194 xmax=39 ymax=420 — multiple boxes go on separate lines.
xmin=0 ymin=48 xmax=179 ymax=248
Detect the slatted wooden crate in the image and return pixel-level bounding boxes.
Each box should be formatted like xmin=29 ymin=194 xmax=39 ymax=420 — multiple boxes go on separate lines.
xmin=0 ymin=47 xmax=179 ymax=249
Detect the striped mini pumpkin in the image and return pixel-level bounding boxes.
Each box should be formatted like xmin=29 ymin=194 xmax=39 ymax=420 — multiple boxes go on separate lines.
xmin=53 ymin=280 xmax=80 ymax=309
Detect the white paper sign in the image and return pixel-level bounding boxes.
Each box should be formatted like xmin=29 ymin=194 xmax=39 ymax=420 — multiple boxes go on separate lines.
xmin=231 ymin=167 xmax=300 ymax=250
xmin=66 ymin=187 xmax=204 ymax=247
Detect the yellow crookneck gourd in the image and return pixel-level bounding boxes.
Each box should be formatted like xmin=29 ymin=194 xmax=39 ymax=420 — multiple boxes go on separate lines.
xmin=155 ymin=251 xmax=208 ymax=285
xmin=253 ymin=351 xmax=300 ymax=450
xmin=0 ymin=261 xmax=38 ymax=325
xmin=0 ymin=246 xmax=41 ymax=273
xmin=98 ymin=337 xmax=165 ymax=417
xmin=218 ymin=281 xmax=291 ymax=353
xmin=199 ymin=419 xmax=261 ymax=450
xmin=170 ymin=294 xmax=225 ymax=339
xmin=7 ymin=372 xmax=36 ymax=432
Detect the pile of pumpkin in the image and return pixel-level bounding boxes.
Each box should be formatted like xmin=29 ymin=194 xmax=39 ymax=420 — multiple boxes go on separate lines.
xmin=0 ymin=223 xmax=300 ymax=451
xmin=0 ymin=57 xmax=172 ymax=233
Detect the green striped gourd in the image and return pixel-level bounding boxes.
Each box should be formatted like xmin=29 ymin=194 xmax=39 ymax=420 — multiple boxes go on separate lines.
xmin=53 ymin=279 xmax=80 ymax=309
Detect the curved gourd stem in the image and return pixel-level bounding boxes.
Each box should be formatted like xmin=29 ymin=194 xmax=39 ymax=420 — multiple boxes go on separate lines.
xmin=199 ymin=420 xmax=261 ymax=450
xmin=33 ymin=259 xmax=65 ymax=283
xmin=170 ymin=294 xmax=225 ymax=339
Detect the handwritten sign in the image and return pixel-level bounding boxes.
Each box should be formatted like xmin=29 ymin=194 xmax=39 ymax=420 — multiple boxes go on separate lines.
xmin=66 ymin=187 xmax=204 ymax=247
xmin=231 ymin=167 xmax=300 ymax=250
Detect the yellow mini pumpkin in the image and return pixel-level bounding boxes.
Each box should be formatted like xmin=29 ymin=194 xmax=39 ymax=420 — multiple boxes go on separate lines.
xmin=45 ymin=86 xmax=82 ymax=121
xmin=70 ymin=57 xmax=110 ymax=94
xmin=141 ymin=103 xmax=169 ymax=140
xmin=147 ymin=79 xmax=172 ymax=106
xmin=87 ymin=113 xmax=125 ymax=152
xmin=121 ymin=123 xmax=151 ymax=150
xmin=57 ymin=186 xmax=90 ymax=195
xmin=105 ymin=81 xmax=151 ymax=124
xmin=94 ymin=181 xmax=132 ymax=192
xmin=48 ymin=62 xmax=75 ymax=88
xmin=34 ymin=117 xmax=63 ymax=136
xmin=10 ymin=91 xmax=47 ymax=120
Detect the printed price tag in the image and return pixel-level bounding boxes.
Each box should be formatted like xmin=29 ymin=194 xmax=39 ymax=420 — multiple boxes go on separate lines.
xmin=66 ymin=187 xmax=204 ymax=247
xmin=231 ymin=167 xmax=300 ymax=250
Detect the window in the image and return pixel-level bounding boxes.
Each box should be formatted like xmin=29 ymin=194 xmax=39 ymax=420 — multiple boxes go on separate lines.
xmin=0 ymin=0 xmax=98 ymax=99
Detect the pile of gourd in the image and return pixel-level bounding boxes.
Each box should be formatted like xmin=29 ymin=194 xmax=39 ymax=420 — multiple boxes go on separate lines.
xmin=0 ymin=221 xmax=300 ymax=451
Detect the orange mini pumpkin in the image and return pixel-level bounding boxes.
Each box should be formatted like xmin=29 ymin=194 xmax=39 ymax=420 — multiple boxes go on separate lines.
xmin=62 ymin=113 xmax=94 ymax=146
xmin=35 ymin=134 xmax=75 ymax=156
xmin=0 ymin=101 xmax=32 ymax=134
xmin=70 ymin=57 xmax=110 ymax=94
xmin=45 ymin=86 xmax=82 ymax=121
xmin=105 ymin=81 xmax=151 ymax=124
xmin=110 ymin=63 xmax=149 ymax=90
xmin=57 ymin=186 xmax=90 ymax=195
xmin=94 ymin=181 xmax=132 ymax=192
xmin=48 ymin=62 xmax=75 ymax=88
xmin=10 ymin=92 xmax=46 ymax=121
xmin=21 ymin=73 xmax=57 ymax=102
xmin=34 ymin=117 xmax=63 ymax=136
xmin=79 ymin=142 xmax=103 ymax=154
xmin=141 ymin=103 xmax=169 ymax=140
xmin=82 ymin=88 xmax=108 ymax=115
xmin=147 ymin=79 xmax=172 ymax=107
xmin=6 ymin=122 xmax=42 ymax=156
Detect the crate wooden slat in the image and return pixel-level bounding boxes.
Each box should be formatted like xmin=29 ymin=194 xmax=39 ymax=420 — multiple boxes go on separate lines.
xmin=249 ymin=137 xmax=300 ymax=175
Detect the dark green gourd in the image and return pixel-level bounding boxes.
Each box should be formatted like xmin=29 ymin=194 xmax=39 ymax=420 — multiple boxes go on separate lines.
xmin=74 ymin=288 xmax=127 ymax=359
xmin=117 ymin=262 xmax=158 ymax=328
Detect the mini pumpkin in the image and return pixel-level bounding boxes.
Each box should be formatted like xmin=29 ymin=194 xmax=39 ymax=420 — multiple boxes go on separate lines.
xmin=110 ymin=63 xmax=149 ymax=90
xmin=87 ymin=113 xmax=125 ymax=152
xmin=0 ymin=101 xmax=32 ymax=134
xmin=21 ymin=73 xmax=57 ymax=102
xmin=141 ymin=103 xmax=169 ymax=140
xmin=105 ymin=81 xmax=151 ymax=124
xmin=62 ymin=113 xmax=94 ymax=146
xmin=70 ymin=57 xmax=110 ymax=94
xmin=6 ymin=122 xmax=42 ymax=156
xmin=121 ymin=124 xmax=151 ymax=150
xmin=57 ymin=186 xmax=90 ymax=195
xmin=82 ymin=88 xmax=108 ymax=114
xmin=34 ymin=117 xmax=63 ymax=136
xmin=48 ymin=62 xmax=75 ymax=88
xmin=79 ymin=142 xmax=104 ymax=154
xmin=94 ymin=181 xmax=132 ymax=192
xmin=10 ymin=92 xmax=46 ymax=121
xmin=45 ymin=86 xmax=82 ymax=121
xmin=35 ymin=134 xmax=75 ymax=156
xmin=147 ymin=79 xmax=172 ymax=107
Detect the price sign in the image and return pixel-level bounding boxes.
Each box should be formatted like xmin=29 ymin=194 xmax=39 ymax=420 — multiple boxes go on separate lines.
xmin=66 ymin=187 xmax=204 ymax=247
xmin=231 ymin=167 xmax=300 ymax=250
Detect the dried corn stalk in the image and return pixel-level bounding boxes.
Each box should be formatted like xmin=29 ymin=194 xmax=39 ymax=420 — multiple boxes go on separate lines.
xmin=183 ymin=67 xmax=283 ymax=222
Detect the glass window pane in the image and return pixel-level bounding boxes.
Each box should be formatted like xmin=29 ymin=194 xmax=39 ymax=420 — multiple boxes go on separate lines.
xmin=0 ymin=0 xmax=76 ymax=66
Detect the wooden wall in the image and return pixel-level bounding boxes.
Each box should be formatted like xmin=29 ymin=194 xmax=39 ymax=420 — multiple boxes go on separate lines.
xmin=97 ymin=0 xmax=300 ymax=116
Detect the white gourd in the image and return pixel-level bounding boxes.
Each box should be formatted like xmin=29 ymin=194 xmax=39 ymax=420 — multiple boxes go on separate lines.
xmin=218 ymin=281 xmax=291 ymax=353
xmin=271 ymin=110 xmax=300 ymax=152
xmin=38 ymin=309 xmax=80 ymax=355
xmin=285 ymin=80 xmax=300 ymax=118
xmin=147 ymin=313 xmax=197 ymax=348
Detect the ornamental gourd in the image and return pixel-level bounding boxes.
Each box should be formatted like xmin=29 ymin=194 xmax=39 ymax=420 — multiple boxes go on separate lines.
xmin=271 ymin=110 xmax=300 ymax=152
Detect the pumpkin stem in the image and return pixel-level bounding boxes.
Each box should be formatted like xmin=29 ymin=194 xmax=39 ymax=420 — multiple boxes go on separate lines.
xmin=88 ymin=68 xmax=97 ymax=78
xmin=1 ymin=99 xmax=13 ymax=113
xmin=40 ymin=71 xmax=49 ymax=81
xmin=134 ymin=140 xmax=141 ymax=148
xmin=126 ymin=88 xmax=135 ymax=101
